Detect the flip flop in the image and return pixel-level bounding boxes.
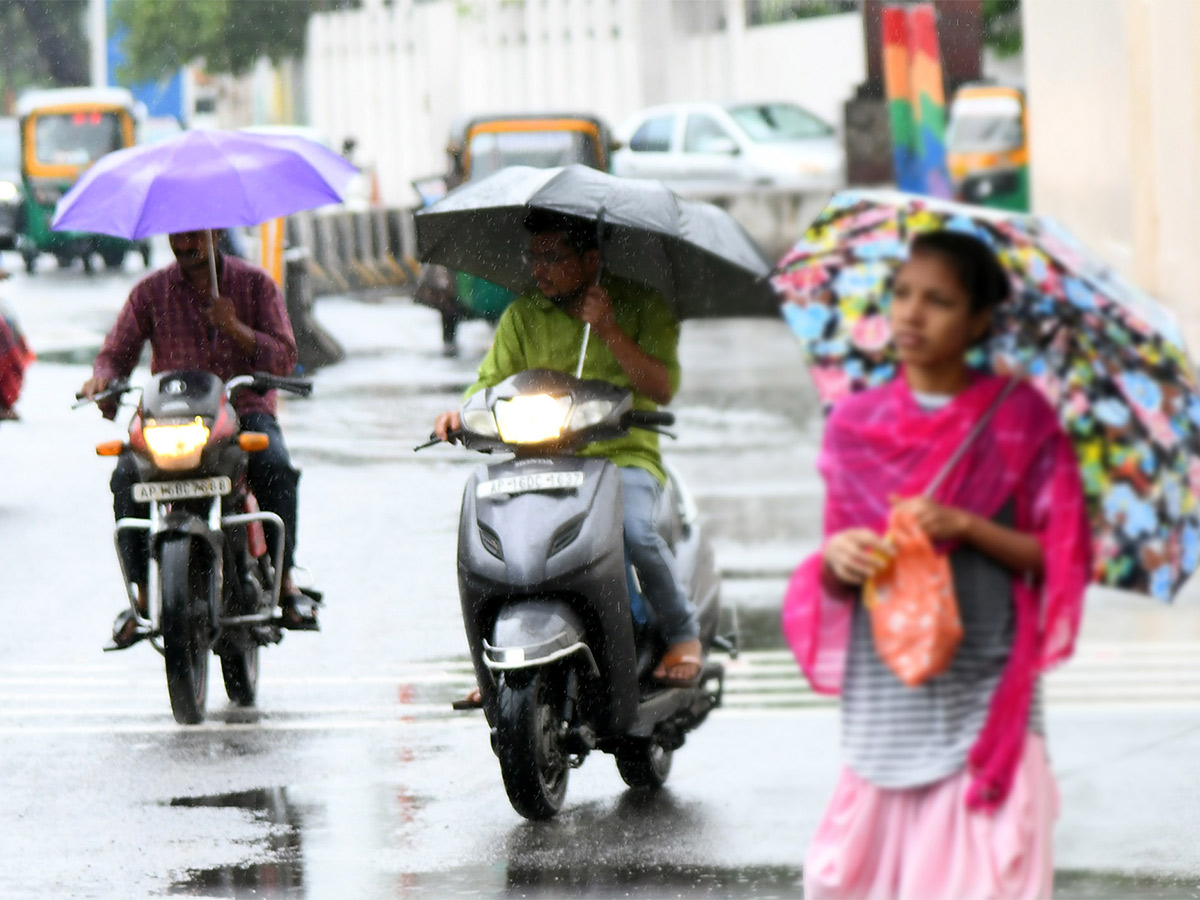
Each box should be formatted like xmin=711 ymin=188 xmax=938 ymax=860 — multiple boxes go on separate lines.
xmin=280 ymin=592 xmax=320 ymax=631
xmin=652 ymin=639 xmax=704 ymax=688
xmin=105 ymin=607 xmax=145 ymax=651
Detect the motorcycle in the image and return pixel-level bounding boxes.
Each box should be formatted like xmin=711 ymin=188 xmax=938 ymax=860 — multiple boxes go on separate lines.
xmin=83 ymin=369 xmax=313 ymax=725
xmin=422 ymin=368 xmax=735 ymax=819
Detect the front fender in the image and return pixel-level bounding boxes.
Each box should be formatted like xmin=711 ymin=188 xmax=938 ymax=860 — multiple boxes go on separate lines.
xmin=484 ymin=599 xmax=597 ymax=675
xmin=154 ymin=512 xmax=223 ymax=629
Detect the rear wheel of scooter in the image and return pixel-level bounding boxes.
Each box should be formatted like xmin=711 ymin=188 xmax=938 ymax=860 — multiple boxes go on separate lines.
xmin=615 ymin=738 xmax=673 ymax=790
xmin=161 ymin=539 xmax=211 ymax=725
xmin=495 ymin=670 xmax=569 ymax=820
xmin=219 ymin=642 xmax=259 ymax=706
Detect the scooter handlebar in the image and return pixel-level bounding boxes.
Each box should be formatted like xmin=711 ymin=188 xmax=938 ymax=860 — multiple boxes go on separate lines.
xmin=621 ymin=409 xmax=675 ymax=429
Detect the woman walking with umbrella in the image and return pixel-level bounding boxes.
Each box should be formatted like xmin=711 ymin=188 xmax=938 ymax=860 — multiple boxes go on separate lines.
xmin=785 ymin=230 xmax=1092 ymax=899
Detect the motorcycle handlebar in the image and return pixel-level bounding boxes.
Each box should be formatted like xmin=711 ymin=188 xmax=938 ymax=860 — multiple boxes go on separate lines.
xmin=254 ymin=374 xmax=314 ymax=398
xmin=73 ymin=379 xmax=131 ymax=409
xmin=228 ymin=372 xmax=314 ymax=399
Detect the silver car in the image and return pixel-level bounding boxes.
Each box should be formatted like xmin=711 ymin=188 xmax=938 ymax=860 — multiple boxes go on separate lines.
xmin=0 ymin=117 xmax=21 ymax=251
xmin=611 ymin=100 xmax=845 ymax=193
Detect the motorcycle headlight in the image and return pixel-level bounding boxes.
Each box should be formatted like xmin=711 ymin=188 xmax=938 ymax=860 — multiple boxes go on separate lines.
xmin=462 ymin=408 xmax=500 ymax=438
xmin=569 ymin=398 xmax=617 ymax=430
xmin=142 ymin=416 xmax=210 ymax=470
xmin=493 ymin=394 xmax=571 ymax=444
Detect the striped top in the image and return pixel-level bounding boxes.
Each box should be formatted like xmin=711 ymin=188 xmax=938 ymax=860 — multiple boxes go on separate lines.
xmin=840 ymin=506 xmax=1045 ymax=790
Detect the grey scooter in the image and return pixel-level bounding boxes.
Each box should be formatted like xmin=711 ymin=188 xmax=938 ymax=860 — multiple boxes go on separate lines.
xmin=428 ymin=369 xmax=733 ymax=819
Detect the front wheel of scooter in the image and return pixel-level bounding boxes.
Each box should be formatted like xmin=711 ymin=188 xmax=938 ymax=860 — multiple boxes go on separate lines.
xmin=161 ymin=539 xmax=211 ymax=725
xmin=495 ymin=670 xmax=569 ymax=820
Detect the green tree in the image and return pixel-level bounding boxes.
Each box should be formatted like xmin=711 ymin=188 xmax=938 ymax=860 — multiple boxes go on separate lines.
xmin=982 ymin=0 xmax=1022 ymax=58
xmin=111 ymin=0 xmax=354 ymax=82
xmin=0 ymin=0 xmax=90 ymax=105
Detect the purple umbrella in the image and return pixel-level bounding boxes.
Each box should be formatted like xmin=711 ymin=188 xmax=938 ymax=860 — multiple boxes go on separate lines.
xmin=51 ymin=128 xmax=358 ymax=240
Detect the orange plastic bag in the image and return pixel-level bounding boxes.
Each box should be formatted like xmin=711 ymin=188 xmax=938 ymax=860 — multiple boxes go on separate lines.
xmin=862 ymin=507 xmax=962 ymax=686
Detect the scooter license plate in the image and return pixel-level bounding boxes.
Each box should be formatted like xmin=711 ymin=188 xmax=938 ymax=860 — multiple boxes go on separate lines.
xmin=476 ymin=470 xmax=585 ymax=499
xmin=132 ymin=476 xmax=232 ymax=503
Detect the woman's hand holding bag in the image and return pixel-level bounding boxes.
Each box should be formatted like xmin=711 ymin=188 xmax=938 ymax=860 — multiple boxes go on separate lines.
xmin=863 ymin=506 xmax=962 ymax=686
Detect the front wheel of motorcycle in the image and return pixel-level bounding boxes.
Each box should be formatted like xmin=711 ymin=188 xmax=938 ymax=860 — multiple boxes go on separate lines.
xmin=495 ymin=669 xmax=569 ymax=820
xmin=160 ymin=538 xmax=211 ymax=725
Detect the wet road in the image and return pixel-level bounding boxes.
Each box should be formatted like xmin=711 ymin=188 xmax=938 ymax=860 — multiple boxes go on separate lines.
xmin=2 ymin=256 xmax=1200 ymax=898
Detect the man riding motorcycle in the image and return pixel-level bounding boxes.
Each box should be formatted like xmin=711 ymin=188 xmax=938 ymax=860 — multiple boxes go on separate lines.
xmin=80 ymin=228 xmax=318 ymax=647
xmin=434 ymin=209 xmax=702 ymax=687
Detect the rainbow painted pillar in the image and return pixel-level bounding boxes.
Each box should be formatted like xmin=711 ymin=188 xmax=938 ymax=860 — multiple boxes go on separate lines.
xmin=882 ymin=4 xmax=952 ymax=198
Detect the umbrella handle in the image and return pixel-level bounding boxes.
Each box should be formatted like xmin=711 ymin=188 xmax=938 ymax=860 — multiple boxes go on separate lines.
xmin=575 ymin=324 xmax=590 ymax=379
xmin=574 ymin=206 xmax=606 ymax=380
xmin=205 ymin=229 xmax=219 ymax=300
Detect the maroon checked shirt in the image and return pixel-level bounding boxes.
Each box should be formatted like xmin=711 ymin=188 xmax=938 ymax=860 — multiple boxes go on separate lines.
xmin=92 ymin=255 xmax=298 ymax=417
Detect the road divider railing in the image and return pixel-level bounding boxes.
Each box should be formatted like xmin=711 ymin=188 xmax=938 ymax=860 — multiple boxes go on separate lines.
xmin=285 ymin=206 xmax=421 ymax=298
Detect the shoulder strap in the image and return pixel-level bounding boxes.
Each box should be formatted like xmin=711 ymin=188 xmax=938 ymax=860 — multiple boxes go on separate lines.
xmin=923 ymin=377 xmax=1020 ymax=499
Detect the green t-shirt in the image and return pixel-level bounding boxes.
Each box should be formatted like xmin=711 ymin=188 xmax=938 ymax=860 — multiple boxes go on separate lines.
xmin=465 ymin=275 xmax=681 ymax=484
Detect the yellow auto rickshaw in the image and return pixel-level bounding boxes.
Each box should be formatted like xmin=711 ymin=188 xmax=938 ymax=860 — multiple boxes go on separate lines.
xmin=16 ymin=86 xmax=151 ymax=274
xmin=946 ymin=84 xmax=1030 ymax=212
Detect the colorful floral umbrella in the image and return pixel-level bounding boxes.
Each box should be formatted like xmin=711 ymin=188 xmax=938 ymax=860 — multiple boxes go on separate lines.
xmin=772 ymin=189 xmax=1200 ymax=601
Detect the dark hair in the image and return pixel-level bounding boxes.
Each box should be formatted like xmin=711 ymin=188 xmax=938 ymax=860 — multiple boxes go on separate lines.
xmin=522 ymin=208 xmax=600 ymax=256
xmin=909 ymin=230 xmax=1010 ymax=314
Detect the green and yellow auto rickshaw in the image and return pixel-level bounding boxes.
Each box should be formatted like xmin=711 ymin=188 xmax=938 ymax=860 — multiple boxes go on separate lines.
xmin=946 ymin=84 xmax=1030 ymax=212
xmin=16 ymin=86 xmax=151 ymax=274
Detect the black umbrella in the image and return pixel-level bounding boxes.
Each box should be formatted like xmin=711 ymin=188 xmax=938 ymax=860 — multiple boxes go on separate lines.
xmin=413 ymin=164 xmax=777 ymax=319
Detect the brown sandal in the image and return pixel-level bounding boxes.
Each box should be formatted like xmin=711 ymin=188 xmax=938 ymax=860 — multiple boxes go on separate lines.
xmin=652 ymin=639 xmax=704 ymax=688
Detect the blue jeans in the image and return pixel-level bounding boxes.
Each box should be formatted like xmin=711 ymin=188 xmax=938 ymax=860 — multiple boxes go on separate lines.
xmin=112 ymin=412 xmax=299 ymax=586
xmin=621 ymin=466 xmax=699 ymax=645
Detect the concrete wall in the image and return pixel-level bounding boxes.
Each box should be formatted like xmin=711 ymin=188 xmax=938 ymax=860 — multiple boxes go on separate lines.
xmin=1023 ymin=0 xmax=1200 ymax=355
xmin=294 ymin=0 xmax=863 ymax=207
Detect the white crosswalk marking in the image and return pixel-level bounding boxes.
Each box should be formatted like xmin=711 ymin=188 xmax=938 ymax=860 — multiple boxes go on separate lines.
xmin=1 ymin=643 xmax=1196 ymax=734
xmin=718 ymin=645 xmax=1200 ymax=709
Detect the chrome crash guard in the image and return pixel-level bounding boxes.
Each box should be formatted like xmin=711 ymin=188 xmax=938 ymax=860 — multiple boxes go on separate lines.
xmin=113 ymin=497 xmax=285 ymax=653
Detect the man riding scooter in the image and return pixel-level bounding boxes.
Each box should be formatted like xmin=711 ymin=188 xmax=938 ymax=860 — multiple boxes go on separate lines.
xmin=434 ymin=209 xmax=703 ymax=689
xmin=80 ymin=228 xmax=319 ymax=647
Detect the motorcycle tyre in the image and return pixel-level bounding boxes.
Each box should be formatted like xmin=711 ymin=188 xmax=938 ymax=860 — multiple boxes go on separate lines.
xmin=615 ymin=738 xmax=673 ymax=790
xmin=219 ymin=641 xmax=259 ymax=707
xmin=495 ymin=670 xmax=569 ymax=820
xmin=161 ymin=539 xmax=211 ymax=725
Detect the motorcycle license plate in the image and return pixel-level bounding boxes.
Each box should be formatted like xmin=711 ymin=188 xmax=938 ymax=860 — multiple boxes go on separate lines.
xmin=133 ymin=476 xmax=232 ymax=503
xmin=476 ymin=470 xmax=585 ymax=499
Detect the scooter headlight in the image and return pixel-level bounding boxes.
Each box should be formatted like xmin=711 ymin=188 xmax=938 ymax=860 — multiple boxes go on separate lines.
xmin=569 ymin=398 xmax=617 ymax=430
xmin=142 ymin=416 xmax=210 ymax=470
xmin=462 ymin=408 xmax=500 ymax=438
xmin=493 ymin=394 xmax=572 ymax=444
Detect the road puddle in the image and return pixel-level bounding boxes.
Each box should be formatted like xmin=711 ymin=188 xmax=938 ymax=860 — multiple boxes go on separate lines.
xmin=166 ymin=787 xmax=307 ymax=896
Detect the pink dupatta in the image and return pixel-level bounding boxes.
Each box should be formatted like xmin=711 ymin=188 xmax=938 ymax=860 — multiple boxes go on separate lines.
xmin=783 ymin=373 xmax=1092 ymax=810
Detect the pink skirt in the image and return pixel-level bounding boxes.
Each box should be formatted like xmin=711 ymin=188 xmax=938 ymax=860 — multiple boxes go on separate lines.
xmin=804 ymin=735 xmax=1058 ymax=900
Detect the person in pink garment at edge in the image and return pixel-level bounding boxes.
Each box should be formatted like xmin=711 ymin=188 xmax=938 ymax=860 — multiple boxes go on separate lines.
xmin=80 ymin=229 xmax=317 ymax=647
xmin=784 ymin=231 xmax=1092 ymax=899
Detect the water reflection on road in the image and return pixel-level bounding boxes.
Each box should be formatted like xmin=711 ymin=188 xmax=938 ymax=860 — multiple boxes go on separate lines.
xmin=169 ymin=788 xmax=308 ymax=895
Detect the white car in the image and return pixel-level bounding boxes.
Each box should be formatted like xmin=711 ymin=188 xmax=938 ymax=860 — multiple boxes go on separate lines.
xmin=611 ymin=101 xmax=844 ymax=193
